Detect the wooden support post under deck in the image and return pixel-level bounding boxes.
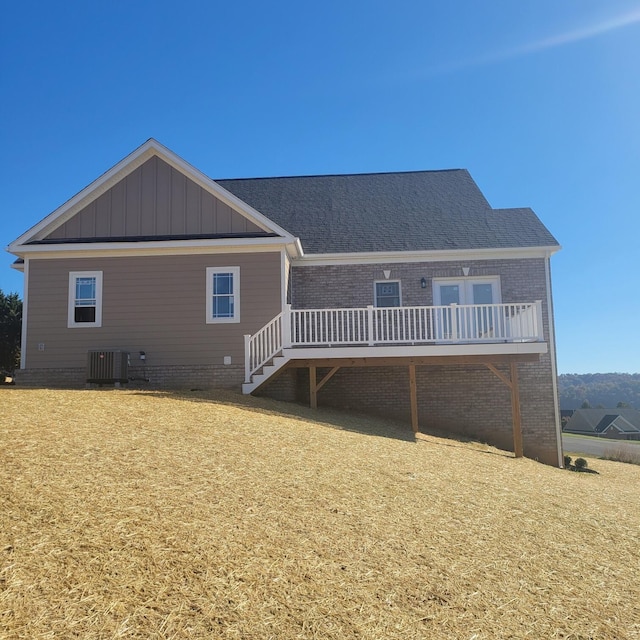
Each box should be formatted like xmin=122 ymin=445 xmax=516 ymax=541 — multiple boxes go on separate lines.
xmin=409 ymin=364 xmax=419 ymax=433
xmin=308 ymin=366 xmax=339 ymax=409
xmin=510 ymin=361 xmax=524 ymax=458
xmin=486 ymin=361 xmax=524 ymax=459
xmin=309 ymin=366 xmax=317 ymax=409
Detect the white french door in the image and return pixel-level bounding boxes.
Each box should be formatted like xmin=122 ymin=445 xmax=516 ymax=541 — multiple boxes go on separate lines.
xmin=432 ymin=277 xmax=501 ymax=340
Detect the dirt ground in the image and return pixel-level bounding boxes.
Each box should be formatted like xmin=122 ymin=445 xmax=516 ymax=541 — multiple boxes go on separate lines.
xmin=1 ymin=388 xmax=639 ymax=639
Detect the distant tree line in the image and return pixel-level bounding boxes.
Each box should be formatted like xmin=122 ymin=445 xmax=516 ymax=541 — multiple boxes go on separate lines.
xmin=0 ymin=289 xmax=22 ymax=373
xmin=558 ymin=373 xmax=640 ymax=410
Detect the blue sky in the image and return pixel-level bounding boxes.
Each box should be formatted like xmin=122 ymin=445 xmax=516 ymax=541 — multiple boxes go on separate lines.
xmin=1 ymin=0 xmax=639 ymax=374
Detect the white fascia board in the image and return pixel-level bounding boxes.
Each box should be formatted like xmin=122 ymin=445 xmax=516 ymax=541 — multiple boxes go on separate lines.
xmin=10 ymin=261 xmax=25 ymax=272
xmin=9 ymin=138 xmax=296 ymax=248
xmin=283 ymin=342 xmax=548 ymax=360
xmin=11 ymin=237 xmax=293 ymax=260
xmin=293 ymin=245 xmax=561 ymax=266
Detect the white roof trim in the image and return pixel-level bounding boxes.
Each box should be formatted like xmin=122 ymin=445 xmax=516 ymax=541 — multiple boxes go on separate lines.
xmin=9 ymin=236 xmax=300 ymax=260
xmin=292 ymin=245 xmax=561 ymax=266
xmin=8 ymin=138 xmax=296 ymax=251
xmin=604 ymin=416 xmax=640 ymax=433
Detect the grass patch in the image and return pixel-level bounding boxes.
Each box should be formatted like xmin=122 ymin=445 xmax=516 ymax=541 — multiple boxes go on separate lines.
xmin=1 ymin=389 xmax=639 ymax=639
xmin=601 ymin=444 xmax=640 ymax=465
xmin=564 ymin=432 xmax=640 ymax=446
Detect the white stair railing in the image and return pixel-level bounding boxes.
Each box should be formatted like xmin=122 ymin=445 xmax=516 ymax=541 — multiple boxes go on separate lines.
xmin=244 ymin=311 xmax=284 ymax=383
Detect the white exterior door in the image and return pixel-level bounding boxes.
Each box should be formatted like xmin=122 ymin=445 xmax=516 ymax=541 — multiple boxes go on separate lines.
xmin=433 ymin=277 xmax=501 ymax=340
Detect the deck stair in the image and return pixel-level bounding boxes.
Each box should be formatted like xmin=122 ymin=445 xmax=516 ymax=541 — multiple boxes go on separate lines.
xmin=242 ymin=354 xmax=289 ymax=394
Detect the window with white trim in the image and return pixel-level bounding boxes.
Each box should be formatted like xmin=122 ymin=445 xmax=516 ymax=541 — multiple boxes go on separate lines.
xmin=206 ymin=267 xmax=240 ymax=323
xmin=374 ymin=280 xmax=401 ymax=307
xmin=68 ymin=271 xmax=103 ymax=328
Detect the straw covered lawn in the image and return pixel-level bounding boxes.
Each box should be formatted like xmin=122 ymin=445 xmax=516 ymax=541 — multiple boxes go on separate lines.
xmin=1 ymin=389 xmax=639 ymax=639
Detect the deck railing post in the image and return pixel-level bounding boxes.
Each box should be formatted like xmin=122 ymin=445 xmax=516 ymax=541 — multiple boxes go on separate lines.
xmin=243 ymin=334 xmax=252 ymax=383
xmin=282 ymin=304 xmax=292 ymax=348
xmin=450 ymin=303 xmax=458 ymax=341
xmin=367 ymin=305 xmax=374 ymax=345
xmin=535 ymin=300 xmax=544 ymax=341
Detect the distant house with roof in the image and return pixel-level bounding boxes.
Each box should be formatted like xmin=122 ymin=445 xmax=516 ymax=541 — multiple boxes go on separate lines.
xmin=564 ymin=408 xmax=640 ymax=440
xmin=7 ymin=139 xmax=563 ymax=465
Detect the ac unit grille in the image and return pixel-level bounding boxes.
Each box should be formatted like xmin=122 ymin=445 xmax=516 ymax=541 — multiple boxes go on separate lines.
xmin=87 ymin=350 xmax=129 ymax=384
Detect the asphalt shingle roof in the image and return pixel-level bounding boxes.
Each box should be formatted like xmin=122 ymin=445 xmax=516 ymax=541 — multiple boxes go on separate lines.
xmin=217 ymin=170 xmax=559 ymax=254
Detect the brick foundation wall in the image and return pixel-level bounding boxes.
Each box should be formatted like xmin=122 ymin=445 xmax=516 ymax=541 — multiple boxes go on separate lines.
xmin=260 ymin=357 xmax=559 ymax=467
xmin=254 ymin=367 xmax=300 ymax=403
xmin=15 ymin=364 xmax=244 ymax=390
xmin=14 ymin=367 xmax=86 ymax=388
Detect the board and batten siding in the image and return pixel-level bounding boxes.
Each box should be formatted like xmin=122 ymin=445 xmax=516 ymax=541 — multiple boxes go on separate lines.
xmin=25 ymin=252 xmax=282 ymax=369
xmin=45 ymin=156 xmax=264 ymax=240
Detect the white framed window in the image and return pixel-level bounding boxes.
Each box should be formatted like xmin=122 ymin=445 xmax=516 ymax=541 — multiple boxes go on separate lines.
xmin=68 ymin=271 xmax=103 ymax=328
xmin=206 ymin=267 xmax=240 ymax=323
xmin=374 ymin=280 xmax=401 ymax=307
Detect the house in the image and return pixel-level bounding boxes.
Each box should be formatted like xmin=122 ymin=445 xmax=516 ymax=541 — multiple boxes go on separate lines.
xmin=7 ymin=139 xmax=563 ymax=466
xmin=564 ymin=408 xmax=640 ymax=440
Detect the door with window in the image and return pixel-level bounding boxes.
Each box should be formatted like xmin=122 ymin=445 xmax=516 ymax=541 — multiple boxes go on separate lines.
xmin=432 ymin=277 xmax=501 ymax=340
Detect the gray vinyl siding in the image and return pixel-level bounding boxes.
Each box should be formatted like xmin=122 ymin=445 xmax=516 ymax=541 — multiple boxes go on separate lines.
xmin=25 ymin=252 xmax=282 ymax=369
xmin=46 ymin=156 xmax=263 ymax=240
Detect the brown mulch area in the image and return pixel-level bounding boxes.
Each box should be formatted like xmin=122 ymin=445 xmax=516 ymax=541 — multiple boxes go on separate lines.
xmin=1 ymin=388 xmax=639 ymax=639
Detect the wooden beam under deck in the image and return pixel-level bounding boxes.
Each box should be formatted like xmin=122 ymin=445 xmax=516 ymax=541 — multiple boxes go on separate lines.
xmin=309 ymin=366 xmax=341 ymax=411
xmin=291 ymin=353 xmax=539 ymax=369
xmin=300 ymin=352 xmax=531 ymax=460
xmin=309 ymin=366 xmax=317 ymax=409
xmin=409 ymin=364 xmax=419 ymax=433
xmin=509 ymin=362 xmax=524 ymax=458
xmin=485 ymin=362 xmax=524 ymax=459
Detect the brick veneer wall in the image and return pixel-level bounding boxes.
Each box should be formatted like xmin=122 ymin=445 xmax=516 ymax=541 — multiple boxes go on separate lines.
xmin=259 ymin=257 xmax=561 ymax=467
xmin=259 ymin=357 xmax=559 ymax=466
xmin=291 ymin=258 xmax=549 ymax=309
xmin=15 ymin=364 xmax=244 ymax=390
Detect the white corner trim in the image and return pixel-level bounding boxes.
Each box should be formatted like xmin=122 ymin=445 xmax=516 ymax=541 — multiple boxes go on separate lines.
xmin=545 ymin=256 xmax=563 ymax=468
xmin=8 ymin=139 xmax=297 ymax=249
xmin=280 ymin=249 xmax=288 ymax=311
xmin=20 ymin=258 xmax=29 ymax=369
xmin=293 ymin=246 xmax=561 ymax=266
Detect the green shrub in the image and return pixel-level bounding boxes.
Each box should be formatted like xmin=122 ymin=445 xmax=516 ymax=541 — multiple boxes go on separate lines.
xmin=564 ymin=455 xmax=572 ymax=468
xmin=574 ymin=458 xmax=588 ymax=471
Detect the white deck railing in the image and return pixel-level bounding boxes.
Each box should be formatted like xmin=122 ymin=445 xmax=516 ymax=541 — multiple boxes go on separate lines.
xmin=290 ymin=302 xmax=543 ymax=346
xmin=245 ymin=302 xmax=544 ymax=381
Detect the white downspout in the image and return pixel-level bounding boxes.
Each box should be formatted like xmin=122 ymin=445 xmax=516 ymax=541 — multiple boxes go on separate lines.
xmin=545 ymin=254 xmax=563 ymax=467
